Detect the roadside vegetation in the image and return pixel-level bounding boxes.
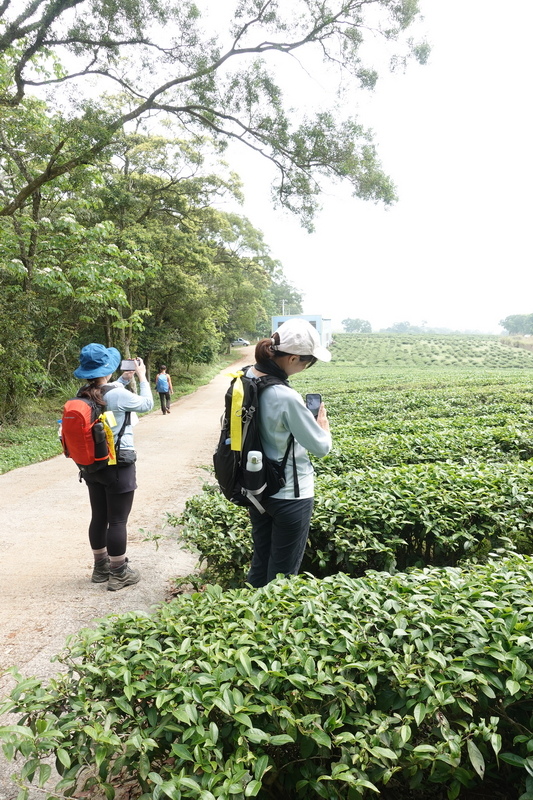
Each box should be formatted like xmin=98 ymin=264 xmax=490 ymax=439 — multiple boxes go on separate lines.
xmin=3 ymin=559 xmax=533 ymax=800
xmin=2 ymin=333 xmax=533 ymax=800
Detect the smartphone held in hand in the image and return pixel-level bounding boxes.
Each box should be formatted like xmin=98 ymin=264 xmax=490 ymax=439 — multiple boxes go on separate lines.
xmin=305 ymin=393 xmax=322 ymax=418
xmin=120 ymin=359 xmax=137 ymax=370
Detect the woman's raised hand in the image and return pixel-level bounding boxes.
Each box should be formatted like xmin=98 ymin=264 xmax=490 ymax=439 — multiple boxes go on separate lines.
xmin=134 ymin=357 xmax=147 ymax=381
xmin=317 ymin=402 xmax=330 ymax=432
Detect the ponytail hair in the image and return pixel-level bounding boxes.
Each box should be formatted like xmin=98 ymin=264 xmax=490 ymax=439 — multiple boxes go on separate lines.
xmin=77 ymin=380 xmax=107 ymax=408
xmin=255 ymin=331 xmax=285 ymax=365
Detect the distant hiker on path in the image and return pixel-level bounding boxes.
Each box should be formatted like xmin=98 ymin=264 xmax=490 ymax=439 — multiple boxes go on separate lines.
xmin=155 ymin=365 xmax=173 ymax=414
xmin=246 ymin=318 xmax=332 ymax=587
xmin=70 ymin=344 xmax=154 ymax=591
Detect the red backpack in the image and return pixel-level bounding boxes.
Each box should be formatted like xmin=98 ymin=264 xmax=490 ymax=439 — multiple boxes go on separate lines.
xmin=60 ymin=397 xmax=109 ymax=471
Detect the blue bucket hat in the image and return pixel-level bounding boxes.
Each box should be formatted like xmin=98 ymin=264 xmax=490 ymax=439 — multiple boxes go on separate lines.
xmin=74 ymin=343 xmax=121 ymax=379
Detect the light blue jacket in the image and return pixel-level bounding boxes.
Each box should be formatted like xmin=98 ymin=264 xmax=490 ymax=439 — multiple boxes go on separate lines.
xmin=248 ymin=371 xmax=332 ymax=499
xmin=103 ymin=378 xmax=154 ymax=451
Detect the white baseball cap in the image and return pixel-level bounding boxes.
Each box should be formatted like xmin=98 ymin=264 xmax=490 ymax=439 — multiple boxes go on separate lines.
xmin=273 ymin=318 xmax=332 ymax=362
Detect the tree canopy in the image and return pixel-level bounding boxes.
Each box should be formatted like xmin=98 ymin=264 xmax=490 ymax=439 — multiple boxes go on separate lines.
xmin=0 ymin=117 xmax=302 ymax=420
xmin=342 ymin=317 xmax=372 ymax=333
xmin=0 ymin=0 xmax=428 ymax=225
xmin=500 ymin=314 xmax=533 ymax=336
xmin=0 ymin=0 xmax=428 ymax=420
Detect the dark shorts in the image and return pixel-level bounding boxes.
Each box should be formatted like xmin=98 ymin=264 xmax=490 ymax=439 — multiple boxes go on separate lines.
xmin=81 ymin=463 xmax=137 ymax=494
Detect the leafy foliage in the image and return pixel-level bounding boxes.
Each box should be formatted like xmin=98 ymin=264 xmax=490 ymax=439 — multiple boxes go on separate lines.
xmin=500 ymin=314 xmax=533 ymax=336
xmin=0 ymin=0 xmax=427 ymax=221
xmin=4 ymin=559 xmax=533 ymax=798
xmin=0 ymin=118 xmax=298 ymax=419
xmin=342 ymin=318 xmax=372 ymax=333
xmin=177 ymin=460 xmax=533 ymax=585
xmin=0 ymin=422 xmax=61 ymax=473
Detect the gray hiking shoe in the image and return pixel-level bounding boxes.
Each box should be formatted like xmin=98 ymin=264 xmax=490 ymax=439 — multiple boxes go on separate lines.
xmin=91 ymin=558 xmax=110 ymax=583
xmin=107 ymin=559 xmax=141 ymax=592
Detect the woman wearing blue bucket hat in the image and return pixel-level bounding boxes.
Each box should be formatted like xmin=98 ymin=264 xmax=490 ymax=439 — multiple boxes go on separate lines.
xmin=73 ymin=343 xmax=154 ymax=591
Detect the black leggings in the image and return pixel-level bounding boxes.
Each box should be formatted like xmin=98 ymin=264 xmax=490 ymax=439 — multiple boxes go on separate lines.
xmin=86 ymin=483 xmax=135 ymax=556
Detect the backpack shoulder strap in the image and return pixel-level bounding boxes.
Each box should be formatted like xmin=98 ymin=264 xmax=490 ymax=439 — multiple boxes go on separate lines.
xmin=257 ymin=374 xmax=289 ymax=390
xmin=114 ymin=411 xmax=131 ymax=460
xmin=73 ymin=393 xmax=103 ymax=420
xmin=257 ymin=375 xmax=300 ymax=497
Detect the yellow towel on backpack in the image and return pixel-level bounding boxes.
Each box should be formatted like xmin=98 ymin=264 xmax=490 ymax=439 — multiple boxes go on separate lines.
xmin=100 ymin=412 xmax=117 ymax=464
xmin=229 ymin=371 xmax=244 ymax=451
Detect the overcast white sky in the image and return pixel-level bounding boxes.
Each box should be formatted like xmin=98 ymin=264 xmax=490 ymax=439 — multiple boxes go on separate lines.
xmin=219 ymin=0 xmax=533 ymax=333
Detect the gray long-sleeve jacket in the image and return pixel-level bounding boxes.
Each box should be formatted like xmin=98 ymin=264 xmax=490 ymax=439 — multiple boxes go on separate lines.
xmin=103 ymin=378 xmax=154 ymax=452
xmin=256 ymin=380 xmax=332 ymax=499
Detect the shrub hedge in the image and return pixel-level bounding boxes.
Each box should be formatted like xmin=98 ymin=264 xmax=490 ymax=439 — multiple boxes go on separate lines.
xmin=3 ymin=558 xmax=533 ymax=799
xmin=175 ymin=462 xmax=533 ymax=588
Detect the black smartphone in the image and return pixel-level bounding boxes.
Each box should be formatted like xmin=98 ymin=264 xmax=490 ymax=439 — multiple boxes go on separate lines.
xmin=120 ymin=359 xmax=137 ymax=370
xmin=305 ymin=393 xmax=322 ymax=418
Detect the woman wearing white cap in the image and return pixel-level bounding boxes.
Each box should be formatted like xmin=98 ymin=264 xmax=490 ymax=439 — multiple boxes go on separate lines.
xmin=246 ymin=318 xmax=332 ymax=587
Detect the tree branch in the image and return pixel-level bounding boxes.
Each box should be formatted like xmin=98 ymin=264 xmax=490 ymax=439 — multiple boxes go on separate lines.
xmin=0 ymin=0 xmax=83 ymax=51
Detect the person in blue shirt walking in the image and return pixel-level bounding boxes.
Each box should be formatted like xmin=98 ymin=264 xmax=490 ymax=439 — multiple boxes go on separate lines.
xmin=155 ymin=365 xmax=173 ymax=414
xmin=246 ymin=318 xmax=332 ymax=588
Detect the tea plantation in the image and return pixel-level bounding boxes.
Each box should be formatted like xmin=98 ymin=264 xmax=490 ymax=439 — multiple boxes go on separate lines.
xmin=3 ymin=335 xmax=533 ymax=800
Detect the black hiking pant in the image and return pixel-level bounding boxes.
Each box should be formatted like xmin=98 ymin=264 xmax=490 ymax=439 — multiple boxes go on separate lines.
xmin=247 ymin=496 xmax=314 ymax=588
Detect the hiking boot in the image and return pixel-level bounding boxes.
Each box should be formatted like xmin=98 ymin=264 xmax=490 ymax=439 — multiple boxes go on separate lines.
xmin=107 ymin=559 xmax=140 ymax=592
xmin=91 ymin=558 xmax=110 ymax=583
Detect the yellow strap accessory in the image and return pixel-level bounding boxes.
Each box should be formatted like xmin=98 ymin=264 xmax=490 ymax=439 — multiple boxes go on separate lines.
xmin=228 ymin=370 xmax=245 ymax=452
xmin=104 ymin=410 xmax=117 ymax=427
xmin=100 ymin=413 xmax=117 ymax=464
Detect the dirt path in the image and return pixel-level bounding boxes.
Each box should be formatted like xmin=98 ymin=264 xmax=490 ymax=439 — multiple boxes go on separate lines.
xmin=0 ymin=350 xmax=253 ymax=797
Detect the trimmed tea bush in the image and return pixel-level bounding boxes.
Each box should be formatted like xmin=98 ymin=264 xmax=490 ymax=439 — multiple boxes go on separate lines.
xmin=174 ymin=487 xmax=252 ymax=588
xmin=329 ymin=334 xmax=533 ymax=369
xmin=309 ymin=462 xmax=533 ymax=575
xmin=175 ymin=462 xmax=533 ymax=587
xmin=3 ymin=558 xmax=533 ymax=798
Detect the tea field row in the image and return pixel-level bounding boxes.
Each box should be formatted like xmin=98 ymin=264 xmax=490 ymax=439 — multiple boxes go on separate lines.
xmin=329 ymin=333 xmax=533 ymax=369
xmin=179 ymin=338 xmax=533 ymax=585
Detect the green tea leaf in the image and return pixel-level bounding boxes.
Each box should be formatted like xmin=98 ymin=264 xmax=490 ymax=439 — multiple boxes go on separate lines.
xmin=467 ymin=739 xmax=485 ymax=779
xmin=413 ymin=703 xmax=426 ymax=725
xmin=506 ymin=679 xmax=521 ymax=696
xmin=270 ymin=734 xmax=295 ymax=746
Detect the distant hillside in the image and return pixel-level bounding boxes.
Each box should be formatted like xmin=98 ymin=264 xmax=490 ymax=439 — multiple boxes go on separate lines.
xmin=331 ymin=334 xmax=533 ymax=368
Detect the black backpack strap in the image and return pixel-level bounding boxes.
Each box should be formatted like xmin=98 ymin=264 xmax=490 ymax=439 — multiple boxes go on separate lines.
xmin=115 ymin=411 xmax=131 ymax=462
xmin=292 ymin=438 xmax=300 ymax=498
xmin=258 ymin=376 xmax=301 ymax=499
xmin=279 ymin=435 xmax=300 ymax=499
